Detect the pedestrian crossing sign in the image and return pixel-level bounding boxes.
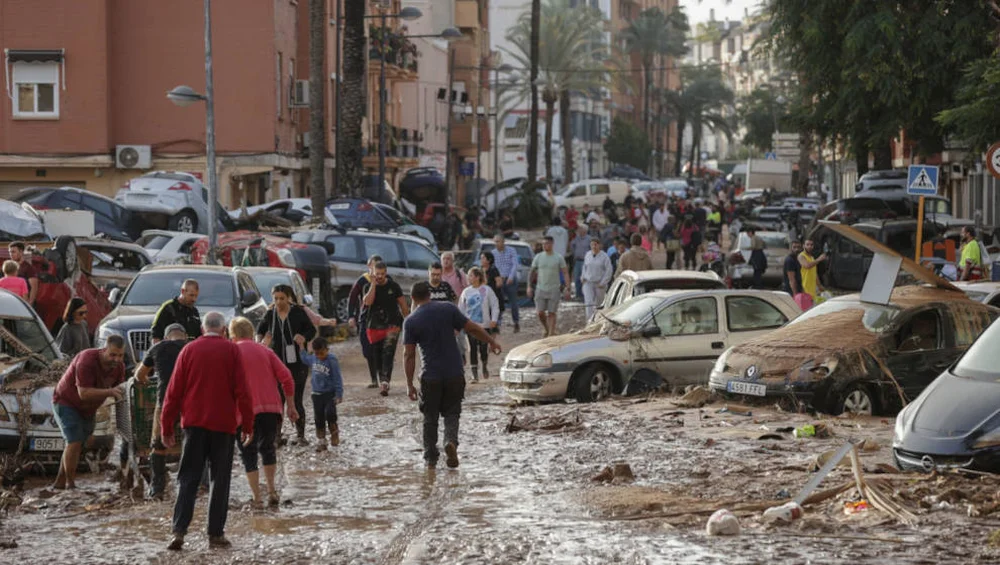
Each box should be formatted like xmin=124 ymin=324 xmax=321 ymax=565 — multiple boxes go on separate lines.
xmin=907 ymin=165 xmax=938 ymax=196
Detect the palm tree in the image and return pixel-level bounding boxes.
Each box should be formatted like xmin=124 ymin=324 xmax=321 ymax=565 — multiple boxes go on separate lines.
xmin=338 ymin=0 xmax=367 ymax=196
xmin=618 ymin=7 xmax=688 ymax=136
xmin=501 ymin=0 xmax=616 ymax=182
xmin=666 ymin=66 xmax=734 ymax=177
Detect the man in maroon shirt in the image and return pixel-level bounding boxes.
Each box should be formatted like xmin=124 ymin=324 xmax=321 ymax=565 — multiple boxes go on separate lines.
xmin=161 ymin=311 xmax=254 ymax=551
xmin=8 ymin=241 xmax=38 ymax=306
xmin=51 ymin=336 xmax=126 ymax=490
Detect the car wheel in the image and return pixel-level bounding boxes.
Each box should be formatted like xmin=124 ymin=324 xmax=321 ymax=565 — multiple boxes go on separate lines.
xmin=335 ymin=287 xmax=351 ymax=322
xmin=837 ymin=383 xmax=875 ymax=416
xmin=169 ymin=211 xmax=198 ymax=233
xmin=574 ymin=363 xmax=614 ymax=403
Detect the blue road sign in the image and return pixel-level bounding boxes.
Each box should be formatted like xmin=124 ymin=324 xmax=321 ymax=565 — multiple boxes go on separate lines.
xmin=459 ymin=162 xmax=475 ymax=176
xmin=907 ymin=165 xmax=939 ymax=196
xmin=764 ymin=151 xmax=777 ymax=160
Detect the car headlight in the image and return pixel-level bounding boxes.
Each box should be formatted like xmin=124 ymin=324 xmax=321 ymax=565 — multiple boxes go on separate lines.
xmin=711 ymin=349 xmax=732 ymax=376
xmin=275 ymin=248 xmax=297 ymax=268
xmin=0 ymin=400 xmax=8 ymax=422
xmin=94 ymin=405 xmax=111 ymax=424
xmin=893 ymin=410 xmax=908 ymax=444
xmin=531 ymin=353 xmax=553 ymax=368
xmin=95 ymin=326 xmax=123 ymax=348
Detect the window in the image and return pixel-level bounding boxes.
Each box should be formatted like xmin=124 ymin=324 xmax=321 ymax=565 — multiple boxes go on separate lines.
xmin=178 ymin=239 xmax=197 ymax=254
xmin=276 ymin=52 xmax=283 ymax=119
xmin=288 ymin=58 xmax=296 ymax=122
xmin=142 ymin=235 xmax=171 ymax=251
xmin=12 ymin=61 xmax=60 ymax=118
xmin=515 ymin=246 xmax=534 ymax=266
xmin=726 ymin=296 xmax=788 ymax=332
xmin=403 ymin=241 xmax=438 ymax=270
xmin=363 ymin=237 xmax=404 ymax=268
xmin=895 ymin=311 xmax=941 ymax=352
xmin=325 ymin=235 xmax=360 ymax=263
xmin=591 ymin=184 xmax=611 ymax=196
xmin=237 ymin=273 xmax=257 ymax=300
xmin=954 ymin=310 xmax=995 ymax=347
xmin=605 ymin=280 xmax=625 ymax=308
xmin=566 ymin=185 xmax=586 ymax=198
xmin=83 ymin=195 xmax=115 ymax=222
xmin=653 ymin=297 xmax=719 ymax=336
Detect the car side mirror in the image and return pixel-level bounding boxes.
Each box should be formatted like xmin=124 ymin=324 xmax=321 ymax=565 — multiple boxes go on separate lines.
xmin=241 ymin=289 xmax=260 ymax=307
xmin=108 ymin=287 xmax=122 ymax=306
xmin=640 ymin=326 xmax=661 ymax=338
xmin=303 ymin=293 xmax=314 ymax=306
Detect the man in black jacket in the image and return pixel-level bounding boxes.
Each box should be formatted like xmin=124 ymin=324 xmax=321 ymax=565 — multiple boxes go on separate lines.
xmin=348 ymin=255 xmax=382 ymax=388
xmin=152 ymin=279 xmax=202 ymax=343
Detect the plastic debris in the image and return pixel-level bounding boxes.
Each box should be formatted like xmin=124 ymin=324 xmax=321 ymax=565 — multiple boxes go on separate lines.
xmin=706 ymin=509 xmax=741 ymax=536
xmin=844 ymin=500 xmax=870 ymax=515
xmin=762 ymin=501 xmax=804 ymax=523
xmin=793 ymin=424 xmax=815 ymax=438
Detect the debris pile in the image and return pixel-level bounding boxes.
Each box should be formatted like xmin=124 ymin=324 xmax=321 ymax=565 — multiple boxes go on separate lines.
xmin=505 ymin=409 xmax=582 ymax=433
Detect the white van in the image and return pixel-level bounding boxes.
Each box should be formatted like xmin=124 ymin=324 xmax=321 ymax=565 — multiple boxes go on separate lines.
xmin=553 ymin=179 xmax=631 ymax=211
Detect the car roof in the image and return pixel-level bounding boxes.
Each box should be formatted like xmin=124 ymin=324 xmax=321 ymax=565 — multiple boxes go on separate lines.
xmin=244 ymin=266 xmax=297 ymax=275
xmin=475 ymin=238 xmax=532 ymax=248
xmin=826 ymin=285 xmax=974 ymax=309
xmin=140 ymin=229 xmax=201 ymax=238
xmin=641 ymin=289 xmax=786 ymax=300
xmin=140 ymin=264 xmax=240 ymax=275
xmin=308 ymin=227 xmax=429 ymax=245
xmin=77 ymin=239 xmax=148 ymax=253
xmin=620 ymin=269 xmax=722 ymax=282
xmin=0 ymin=288 xmax=38 ymax=319
xmin=18 ymin=186 xmax=119 ymax=203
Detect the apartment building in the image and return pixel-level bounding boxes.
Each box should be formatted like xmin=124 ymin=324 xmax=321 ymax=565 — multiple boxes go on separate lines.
xmin=0 ymin=0 xmax=326 ymax=206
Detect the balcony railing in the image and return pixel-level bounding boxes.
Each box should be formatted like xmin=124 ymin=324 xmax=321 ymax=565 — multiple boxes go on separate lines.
xmin=365 ymin=126 xmax=423 ymax=158
xmin=369 ymin=25 xmax=420 ymax=72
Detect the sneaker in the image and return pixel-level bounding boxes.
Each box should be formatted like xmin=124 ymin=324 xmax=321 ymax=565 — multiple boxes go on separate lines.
xmin=471 ymin=366 xmax=479 ymax=382
xmin=330 ymin=424 xmax=340 ymax=447
xmin=379 ymin=382 xmax=389 ymax=397
xmin=208 ymin=535 xmax=232 ymax=549
xmin=444 ymin=442 xmax=459 ymax=469
xmin=167 ymin=534 xmax=185 ymax=551
xmin=293 ymin=434 xmax=309 ymax=446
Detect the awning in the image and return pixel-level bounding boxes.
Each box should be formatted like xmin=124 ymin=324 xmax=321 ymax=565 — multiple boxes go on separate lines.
xmin=5 ymin=49 xmax=64 ymax=63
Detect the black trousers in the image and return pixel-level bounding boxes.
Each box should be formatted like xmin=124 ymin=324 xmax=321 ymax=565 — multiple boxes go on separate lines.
xmin=236 ymin=413 xmax=280 ymax=473
xmin=172 ymin=427 xmax=234 ymax=537
xmin=752 ymin=266 xmax=765 ymax=289
xmin=311 ymin=392 xmax=339 ymax=435
xmin=359 ymin=318 xmax=377 ymax=384
xmin=370 ymin=331 xmax=399 ymax=384
xmin=419 ymin=377 xmax=466 ymax=463
xmin=466 ymin=333 xmax=489 ymax=368
xmin=290 ymin=364 xmax=308 ymax=436
xmin=683 ymin=244 xmax=697 ymax=269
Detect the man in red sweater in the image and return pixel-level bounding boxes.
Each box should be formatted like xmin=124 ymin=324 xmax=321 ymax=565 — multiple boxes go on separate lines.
xmin=161 ymin=311 xmax=253 ymax=551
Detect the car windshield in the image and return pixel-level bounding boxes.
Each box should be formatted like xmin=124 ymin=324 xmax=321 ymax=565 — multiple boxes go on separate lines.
xmin=633 ymin=182 xmax=665 ymax=192
xmin=123 ymin=272 xmax=236 ymax=307
xmin=761 ymin=234 xmax=788 ymax=249
xmin=923 ymin=198 xmax=951 ymax=215
xmin=1 ymin=317 xmax=59 ymax=368
xmin=664 ymin=181 xmax=688 ymax=193
xmin=952 ymin=319 xmax=1000 ymax=381
xmin=251 ymin=273 xmax=292 ymax=304
xmin=141 ymin=235 xmax=171 ymax=250
xmin=602 ymin=295 xmax=663 ymax=325
xmin=788 ymin=300 xmax=900 ymax=332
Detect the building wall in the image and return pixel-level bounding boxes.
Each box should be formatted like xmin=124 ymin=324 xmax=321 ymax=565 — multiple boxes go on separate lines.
xmin=0 ymin=0 xmax=112 ymax=154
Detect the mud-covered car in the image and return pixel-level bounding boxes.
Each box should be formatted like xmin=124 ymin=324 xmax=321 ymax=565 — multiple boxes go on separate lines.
xmin=952 ymin=281 xmax=1000 ymax=308
xmin=0 ymin=289 xmax=114 ymax=468
xmin=892 ymin=315 xmax=1000 ymax=473
xmin=710 ymin=286 xmax=997 ymax=415
xmin=501 ymin=289 xmax=800 ymax=403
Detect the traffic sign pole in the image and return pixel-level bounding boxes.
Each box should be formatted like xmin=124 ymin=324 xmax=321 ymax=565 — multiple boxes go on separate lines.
xmin=915 ymin=195 xmax=925 ymax=264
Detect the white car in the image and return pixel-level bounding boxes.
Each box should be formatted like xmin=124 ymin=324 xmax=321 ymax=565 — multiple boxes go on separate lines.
xmin=230 ymin=198 xmax=316 ymax=224
xmin=952 ymin=281 xmax=1000 ymax=308
xmin=116 ymin=171 xmax=229 ymax=234
xmin=554 ymin=179 xmax=630 ymax=211
xmin=135 ymin=229 xmax=203 ymax=264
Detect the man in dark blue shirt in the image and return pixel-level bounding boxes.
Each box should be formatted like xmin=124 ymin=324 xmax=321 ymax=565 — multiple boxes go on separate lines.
xmin=403 ymin=282 xmax=501 ymax=468
xmin=782 ymin=239 xmax=804 ymax=296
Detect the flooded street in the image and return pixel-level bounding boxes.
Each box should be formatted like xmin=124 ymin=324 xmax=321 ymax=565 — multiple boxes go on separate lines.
xmin=3 ymin=304 xmax=1000 ymax=564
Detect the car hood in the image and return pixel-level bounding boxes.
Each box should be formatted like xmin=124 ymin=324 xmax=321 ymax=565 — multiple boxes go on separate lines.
xmin=905 ymin=373 xmax=1000 ymax=438
xmin=101 ymin=304 xmax=236 ymax=331
xmin=724 ymin=309 xmax=880 ymax=378
xmin=506 ymin=330 xmax=606 ymax=362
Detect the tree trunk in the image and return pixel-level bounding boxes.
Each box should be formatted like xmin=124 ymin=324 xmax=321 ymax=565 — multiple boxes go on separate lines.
xmin=853 ymin=138 xmax=870 ymax=177
xmin=797 ymin=129 xmax=812 ymax=196
xmin=544 ymin=94 xmax=556 ymax=183
xmin=339 ymin=0 xmax=366 ymax=196
xmin=643 ymin=62 xmax=652 ymax=138
xmin=675 ymin=117 xmax=686 ymax=177
xmin=816 ymin=134 xmax=825 ymax=199
xmin=873 ymin=143 xmax=893 ymax=170
xmin=654 ymin=103 xmax=664 ymax=178
xmin=688 ymin=120 xmax=699 ymax=180
xmin=309 ymin=0 xmax=327 ymax=218
xmin=560 ymin=90 xmax=573 ymax=183
xmin=527 ymin=0 xmax=541 ymax=182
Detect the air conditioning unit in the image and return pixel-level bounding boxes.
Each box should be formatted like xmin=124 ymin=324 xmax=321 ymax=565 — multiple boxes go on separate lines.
xmin=291 ymin=79 xmax=310 ymax=107
xmin=115 ymin=145 xmax=152 ymax=169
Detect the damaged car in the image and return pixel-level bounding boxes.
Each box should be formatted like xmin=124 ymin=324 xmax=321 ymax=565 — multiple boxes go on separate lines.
xmin=0 ymin=289 xmax=114 ymax=470
xmin=892 ymin=314 xmax=1000 ymax=473
xmin=501 ymin=289 xmax=800 ymax=403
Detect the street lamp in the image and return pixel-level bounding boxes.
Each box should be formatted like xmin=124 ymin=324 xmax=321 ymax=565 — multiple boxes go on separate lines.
xmin=167 ymin=0 xmax=218 ymax=264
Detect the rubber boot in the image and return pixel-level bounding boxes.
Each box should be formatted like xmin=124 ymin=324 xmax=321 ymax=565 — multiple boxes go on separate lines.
xmin=148 ymin=453 xmax=166 ymax=500
xmin=329 ymin=423 xmax=340 ymax=447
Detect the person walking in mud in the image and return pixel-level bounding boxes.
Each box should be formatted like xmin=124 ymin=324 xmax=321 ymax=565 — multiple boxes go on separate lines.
xmin=581 ymin=238 xmax=613 ymax=320
xmin=458 ymin=267 xmax=500 ymax=381
xmin=257 ymin=284 xmax=316 ymax=445
xmin=50 ymin=336 xmax=126 ymax=490
xmin=151 ymin=279 xmax=202 ymax=343
xmin=133 ymin=323 xmax=188 ymax=500
xmin=229 ymin=317 xmax=297 ymax=508
xmin=348 ymin=255 xmax=382 ymax=388
xmin=404 ymin=282 xmax=502 ymax=468
xmin=161 ymin=312 xmax=254 ymax=551
xmin=363 ymin=261 xmax=409 ymax=396
xmin=528 ymin=236 xmax=571 ymax=337
xmin=492 ymin=234 xmax=521 ymax=333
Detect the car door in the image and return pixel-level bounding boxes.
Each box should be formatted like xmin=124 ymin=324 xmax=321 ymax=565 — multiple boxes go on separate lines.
xmin=589 ymin=182 xmax=611 ymax=208
xmin=236 ymin=271 xmax=267 ymax=324
xmin=884 ymin=309 xmax=947 ymax=399
xmin=324 ymin=234 xmax=364 ymax=286
xmin=362 ymin=236 xmax=411 ymax=288
xmin=632 ymin=296 xmax=726 ymax=387
xmin=723 ymin=295 xmax=791 ymax=347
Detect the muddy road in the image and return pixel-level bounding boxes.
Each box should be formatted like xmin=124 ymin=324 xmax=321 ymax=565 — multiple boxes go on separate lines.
xmin=3 ymin=302 xmax=1000 ymax=564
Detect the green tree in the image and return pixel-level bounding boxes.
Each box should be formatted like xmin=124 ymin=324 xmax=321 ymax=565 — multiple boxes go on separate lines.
xmin=527 ymin=0 xmax=541 ymax=182
xmin=937 ymin=55 xmax=1000 ymax=152
xmin=664 ymin=66 xmax=733 ymax=177
xmin=618 ymin=7 xmax=689 ymax=135
xmin=738 ymin=86 xmax=789 ymax=153
xmin=605 ymin=116 xmax=651 ymax=172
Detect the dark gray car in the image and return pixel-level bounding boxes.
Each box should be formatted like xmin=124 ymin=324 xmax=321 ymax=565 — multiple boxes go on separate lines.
xmin=95 ymin=264 xmax=268 ymax=365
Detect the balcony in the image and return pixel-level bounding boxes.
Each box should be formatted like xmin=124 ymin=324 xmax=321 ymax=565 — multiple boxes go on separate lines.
xmin=456 ymin=0 xmax=479 ymax=30
xmin=368 ymin=25 xmax=419 ymax=80
xmin=363 ymin=126 xmax=423 ymax=169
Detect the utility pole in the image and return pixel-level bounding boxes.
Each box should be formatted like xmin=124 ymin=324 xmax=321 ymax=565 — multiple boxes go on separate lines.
xmin=203 ymin=0 xmax=218 ymax=264
xmin=378 ymin=8 xmax=388 ymax=201
xmin=309 ymin=0 xmax=327 ymax=220
xmin=333 ymin=0 xmax=342 ymax=197
xmin=444 ymin=47 xmax=456 ymax=205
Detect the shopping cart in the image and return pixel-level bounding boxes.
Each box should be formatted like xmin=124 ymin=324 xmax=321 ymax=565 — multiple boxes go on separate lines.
xmin=114 ymin=378 xmax=180 ymax=484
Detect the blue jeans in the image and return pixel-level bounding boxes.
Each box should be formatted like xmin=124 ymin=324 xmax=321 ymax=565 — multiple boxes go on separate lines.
xmin=53 ymin=403 xmax=95 ymax=444
xmin=501 ymin=281 xmax=519 ymax=324
xmin=573 ymin=259 xmax=584 ymax=298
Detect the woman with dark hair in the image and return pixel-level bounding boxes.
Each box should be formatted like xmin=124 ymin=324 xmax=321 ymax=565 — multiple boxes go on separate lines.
xmin=256 ymin=284 xmax=317 ymax=445
xmin=480 ymin=250 xmax=504 ymax=317
xmin=678 ymin=216 xmax=700 ymax=270
xmin=55 ymin=297 xmax=90 ymax=356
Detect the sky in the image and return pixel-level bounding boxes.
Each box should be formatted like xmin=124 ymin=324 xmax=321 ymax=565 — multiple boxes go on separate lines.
xmin=679 ymin=0 xmax=763 ymax=24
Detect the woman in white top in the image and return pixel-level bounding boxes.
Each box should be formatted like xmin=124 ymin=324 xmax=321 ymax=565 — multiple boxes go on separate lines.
xmin=458 ymin=267 xmax=500 ymax=381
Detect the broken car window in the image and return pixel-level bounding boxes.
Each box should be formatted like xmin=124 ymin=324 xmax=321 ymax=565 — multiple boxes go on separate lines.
xmin=654 ymin=297 xmax=719 ymax=336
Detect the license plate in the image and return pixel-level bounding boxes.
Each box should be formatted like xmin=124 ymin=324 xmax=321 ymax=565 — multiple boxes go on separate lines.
xmin=504 ymin=371 xmax=523 ymax=383
xmin=30 ymin=438 xmax=65 ymax=451
xmin=726 ymin=381 xmax=766 ymax=397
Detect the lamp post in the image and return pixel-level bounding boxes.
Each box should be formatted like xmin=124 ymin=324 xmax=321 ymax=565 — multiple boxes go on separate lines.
xmin=167 ymin=0 xmax=217 ymax=264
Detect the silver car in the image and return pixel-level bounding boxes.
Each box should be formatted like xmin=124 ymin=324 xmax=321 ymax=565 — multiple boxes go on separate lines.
xmin=727 ymin=231 xmax=790 ymax=288
xmin=501 ymin=289 xmax=801 ymax=403
xmin=136 ymin=229 xmax=203 ymax=264
xmin=77 ymin=239 xmax=152 ymax=291
xmin=116 ymin=171 xmax=229 ymax=234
